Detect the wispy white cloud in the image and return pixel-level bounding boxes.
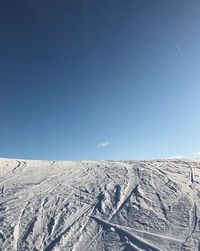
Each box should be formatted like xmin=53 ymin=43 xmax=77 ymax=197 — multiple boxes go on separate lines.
xmin=167 ymin=155 xmax=185 ymax=160
xmin=176 ymin=44 xmax=182 ymax=55
xmin=97 ymin=141 xmax=109 ymax=148
xmin=167 ymin=151 xmax=200 ymax=160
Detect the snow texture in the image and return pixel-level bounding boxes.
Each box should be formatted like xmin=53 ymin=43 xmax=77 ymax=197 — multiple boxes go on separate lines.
xmin=0 ymin=158 xmax=200 ymax=251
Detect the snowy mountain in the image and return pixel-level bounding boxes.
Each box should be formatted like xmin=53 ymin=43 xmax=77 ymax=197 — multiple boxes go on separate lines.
xmin=0 ymin=158 xmax=200 ymax=251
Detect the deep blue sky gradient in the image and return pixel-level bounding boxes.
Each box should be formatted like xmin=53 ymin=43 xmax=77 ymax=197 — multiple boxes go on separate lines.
xmin=0 ymin=0 xmax=200 ymax=160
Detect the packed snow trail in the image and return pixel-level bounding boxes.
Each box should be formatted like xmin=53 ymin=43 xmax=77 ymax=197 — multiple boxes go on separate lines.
xmin=0 ymin=158 xmax=200 ymax=251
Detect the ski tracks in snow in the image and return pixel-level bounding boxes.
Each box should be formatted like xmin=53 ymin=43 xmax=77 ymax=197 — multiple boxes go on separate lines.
xmin=1 ymin=159 xmax=200 ymax=250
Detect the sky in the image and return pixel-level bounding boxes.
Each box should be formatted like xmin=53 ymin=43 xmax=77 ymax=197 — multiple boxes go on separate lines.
xmin=0 ymin=0 xmax=200 ymax=160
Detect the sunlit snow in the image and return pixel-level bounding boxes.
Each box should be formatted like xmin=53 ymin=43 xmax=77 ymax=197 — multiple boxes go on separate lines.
xmin=0 ymin=158 xmax=200 ymax=250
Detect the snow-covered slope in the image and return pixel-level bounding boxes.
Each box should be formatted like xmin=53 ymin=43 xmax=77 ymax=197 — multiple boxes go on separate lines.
xmin=0 ymin=158 xmax=200 ymax=251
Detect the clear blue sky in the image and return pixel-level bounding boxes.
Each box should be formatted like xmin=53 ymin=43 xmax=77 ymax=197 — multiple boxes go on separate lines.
xmin=0 ymin=0 xmax=200 ymax=160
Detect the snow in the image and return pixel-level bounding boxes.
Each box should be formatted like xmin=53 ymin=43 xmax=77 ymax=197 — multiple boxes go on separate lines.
xmin=0 ymin=158 xmax=200 ymax=250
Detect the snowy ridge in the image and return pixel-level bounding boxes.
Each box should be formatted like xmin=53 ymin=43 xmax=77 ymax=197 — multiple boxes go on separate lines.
xmin=0 ymin=158 xmax=200 ymax=251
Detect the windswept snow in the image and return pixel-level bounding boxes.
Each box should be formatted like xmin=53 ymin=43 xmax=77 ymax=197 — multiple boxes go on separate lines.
xmin=0 ymin=158 xmax=200 ymax=251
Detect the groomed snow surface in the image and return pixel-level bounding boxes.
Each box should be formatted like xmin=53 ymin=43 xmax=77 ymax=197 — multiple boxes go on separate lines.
xmin=0 ymin=158 xmax=200 ymax=251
